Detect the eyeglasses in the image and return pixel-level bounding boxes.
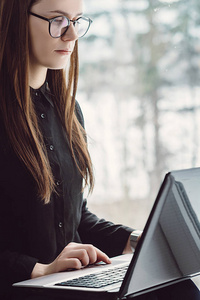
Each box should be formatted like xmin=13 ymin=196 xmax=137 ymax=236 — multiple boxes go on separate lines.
xmin=29 ymin=12 xmax=92 ymax=38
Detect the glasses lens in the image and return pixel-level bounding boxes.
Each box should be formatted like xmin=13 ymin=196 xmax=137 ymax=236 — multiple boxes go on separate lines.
xmin=50 ymin=16 xmax=91 ymax=38
xmin=75 ymin=17 xmax=91 ymax=38
xmin=50 ymin=16 xmax=69 ymax=38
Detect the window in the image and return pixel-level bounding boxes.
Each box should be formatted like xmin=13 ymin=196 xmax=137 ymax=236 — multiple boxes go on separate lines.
xmin=78 ymin=0 xmax=200 ymax=229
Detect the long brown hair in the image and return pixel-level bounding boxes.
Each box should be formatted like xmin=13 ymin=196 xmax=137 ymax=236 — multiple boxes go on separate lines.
xmin=0 ymin=0 xmax=94 ymax=203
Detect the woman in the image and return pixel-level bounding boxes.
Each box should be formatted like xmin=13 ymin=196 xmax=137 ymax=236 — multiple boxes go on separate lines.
xmin=0 ymin=0 xmax=133 ymax=299
xmin=0 ymin=0 xmax=199 ymax=299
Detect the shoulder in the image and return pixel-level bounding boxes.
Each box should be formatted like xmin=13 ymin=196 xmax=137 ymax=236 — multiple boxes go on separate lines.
xmin=75 ymin=101 xmax=85 ymax=128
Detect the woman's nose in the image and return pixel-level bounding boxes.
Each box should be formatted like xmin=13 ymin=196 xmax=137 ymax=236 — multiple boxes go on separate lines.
xmin=61 ymin=23 xmax=78 ymax=42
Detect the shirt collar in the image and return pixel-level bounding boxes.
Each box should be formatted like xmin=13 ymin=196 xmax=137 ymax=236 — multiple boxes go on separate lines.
xmin=30 ymin=81 xmax=54 ymax=107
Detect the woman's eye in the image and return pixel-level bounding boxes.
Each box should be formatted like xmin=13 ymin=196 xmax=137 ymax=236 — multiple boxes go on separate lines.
xmin=53 ymin=17 xmax=65 ymax=25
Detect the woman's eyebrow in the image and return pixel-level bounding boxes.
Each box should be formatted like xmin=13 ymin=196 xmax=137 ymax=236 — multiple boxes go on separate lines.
xmin=49 ymin=10 xmax=83 ymax=18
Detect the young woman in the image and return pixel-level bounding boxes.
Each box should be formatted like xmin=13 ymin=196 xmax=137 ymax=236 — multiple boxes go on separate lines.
xmin=0 ymin=0 xmax=199 ymax=300
xmin=0 ymin=0 xmax=133 ymax=298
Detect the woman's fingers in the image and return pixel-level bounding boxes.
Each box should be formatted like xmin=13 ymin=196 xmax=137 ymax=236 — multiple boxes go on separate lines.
xmin=33 ymin=243 xmax=112 ymax=276
xmin=66 ymin=249 xmax=91 ymax=266
xmin=58 ymin=258 xmax=82 ymax=271
xmin=47 ymin=242 xmax=111 ymax=275
xmin=93 ymin=246 xmax=111 ymax=264
xmin=74 ymin=243 xmax=111 ymax=264
xmin=62 ymin=242 xmax=111 ymax=267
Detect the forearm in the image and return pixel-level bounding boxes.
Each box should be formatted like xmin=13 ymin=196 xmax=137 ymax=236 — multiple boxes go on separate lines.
xmin=79 ymin=209 xmax=133 ymax=257
xmin=0 ymin=250 xmax=38 ymax=283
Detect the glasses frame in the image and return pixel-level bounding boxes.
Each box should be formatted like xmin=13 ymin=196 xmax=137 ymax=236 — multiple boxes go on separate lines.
xmin=29 ymin=12 xmax=92 ymax=38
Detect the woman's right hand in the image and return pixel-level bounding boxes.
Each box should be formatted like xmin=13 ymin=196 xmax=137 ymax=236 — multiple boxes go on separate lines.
xmin=31 ymin=242 xmax=111 ymax=279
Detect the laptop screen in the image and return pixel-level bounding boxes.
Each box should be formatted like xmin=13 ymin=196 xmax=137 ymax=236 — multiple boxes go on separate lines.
xmin=120 ymin=168 xmax=200 ymax=298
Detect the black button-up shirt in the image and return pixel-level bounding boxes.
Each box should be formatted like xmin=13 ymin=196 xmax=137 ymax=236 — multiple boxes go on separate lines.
xmin=0 ymin=82 xmax=133 ymax=299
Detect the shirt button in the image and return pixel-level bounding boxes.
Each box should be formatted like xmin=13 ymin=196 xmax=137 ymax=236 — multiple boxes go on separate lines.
xmin=59 ymin=222 xmax=63 ymax=228
xmin=50 ymin=145 xmax=54 ymax=151
xmin=35 ymin=92 xmax=39 ymax=96
xmin=41 ymin=113 xmax=45 ymax=119
xmin=56 ymin=181 xmax=60 ymax=186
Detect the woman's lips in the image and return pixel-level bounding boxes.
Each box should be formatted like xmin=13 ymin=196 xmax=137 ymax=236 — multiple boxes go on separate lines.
xmin=55 ymin=49 xmax=72 ymax=55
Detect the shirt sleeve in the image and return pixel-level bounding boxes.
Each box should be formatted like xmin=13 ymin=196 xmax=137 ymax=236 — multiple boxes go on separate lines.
xmin=78 ymin=199 xmax=134 ymax=258
xmin=0 ymin=250 xmax=38 ymax=298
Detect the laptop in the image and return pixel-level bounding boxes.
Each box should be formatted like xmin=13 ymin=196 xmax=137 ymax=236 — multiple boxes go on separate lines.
xmin=13 ymin=167 xmax=200 ymax=299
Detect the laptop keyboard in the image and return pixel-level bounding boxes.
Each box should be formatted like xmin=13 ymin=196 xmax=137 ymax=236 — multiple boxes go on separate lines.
xmin=55 ymin=265 xmax=128 ymax=289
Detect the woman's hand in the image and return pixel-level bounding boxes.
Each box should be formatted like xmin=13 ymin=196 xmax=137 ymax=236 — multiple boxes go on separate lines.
xmin=123 ymin=231 xmax=143 ymax=254
xmin=31 ymin=242 xmax=111 ymax=279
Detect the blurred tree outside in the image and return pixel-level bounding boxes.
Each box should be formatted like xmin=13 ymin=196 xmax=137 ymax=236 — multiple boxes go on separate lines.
xmin=77 ymin=0 xmax=200 ymax=230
